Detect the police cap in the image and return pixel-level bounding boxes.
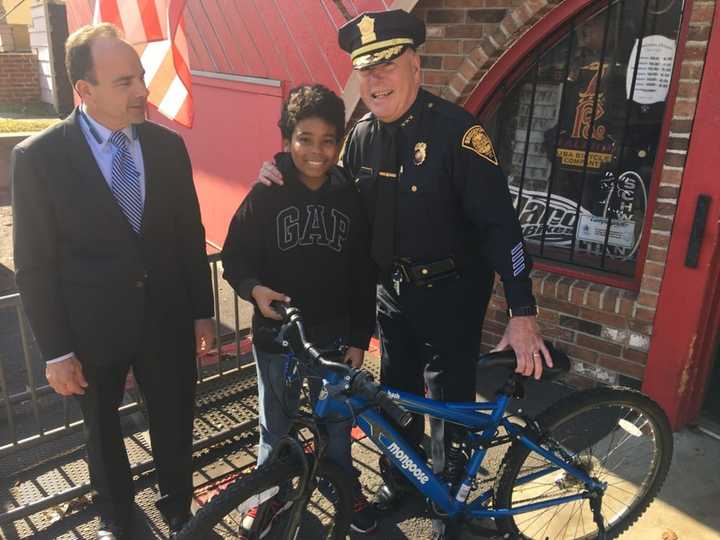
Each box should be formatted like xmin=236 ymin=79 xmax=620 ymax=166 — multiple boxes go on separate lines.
xmin=338 ymin=10 xmax=426 ymax=70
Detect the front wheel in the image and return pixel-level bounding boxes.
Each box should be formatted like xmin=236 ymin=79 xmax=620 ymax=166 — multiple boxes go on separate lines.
xmin=494 ymin=387 xmax=673 ymax=540
xmin=176 ymin=455 xmax=353 ymax=539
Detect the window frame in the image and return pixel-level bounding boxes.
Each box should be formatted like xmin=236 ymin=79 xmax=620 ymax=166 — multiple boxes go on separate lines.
xmin=465 ymin=0 xmax=692 ymax=290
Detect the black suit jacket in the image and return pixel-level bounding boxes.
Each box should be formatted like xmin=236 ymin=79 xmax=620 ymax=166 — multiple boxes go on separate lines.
xmin=11 ymin=109 xmax=214 ymax=365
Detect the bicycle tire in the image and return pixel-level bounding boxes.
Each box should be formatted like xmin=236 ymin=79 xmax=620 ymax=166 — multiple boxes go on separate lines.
xmin=176 ymin=456 xmax=353 ymax=539
xmin=494 ymin=387 xmax=673 ymax=540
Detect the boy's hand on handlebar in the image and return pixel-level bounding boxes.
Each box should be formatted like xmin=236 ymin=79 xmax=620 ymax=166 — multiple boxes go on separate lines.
xmin=344 ymin=346 xmax=365 ymax=369
xmin=251 ymin=285 xmax=290 ymax=320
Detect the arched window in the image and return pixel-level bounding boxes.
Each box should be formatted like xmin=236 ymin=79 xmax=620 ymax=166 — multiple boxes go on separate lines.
xmin=479 ymin=0 xmax=684 ymax=284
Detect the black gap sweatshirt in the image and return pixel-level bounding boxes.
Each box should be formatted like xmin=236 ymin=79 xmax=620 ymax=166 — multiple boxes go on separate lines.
xmin=221 ymin=153 xmax=376 ymax=353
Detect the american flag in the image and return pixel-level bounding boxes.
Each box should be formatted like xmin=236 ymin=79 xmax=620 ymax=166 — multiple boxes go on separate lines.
xmin=93 ymin=0 xmax=193 ymax=127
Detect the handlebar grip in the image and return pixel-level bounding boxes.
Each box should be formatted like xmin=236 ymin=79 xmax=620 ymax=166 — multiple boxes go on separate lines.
xmin=377 ymin=391 xmax=413 ymax=429
xmin=270 ymin=300 xmax=291 ymax=320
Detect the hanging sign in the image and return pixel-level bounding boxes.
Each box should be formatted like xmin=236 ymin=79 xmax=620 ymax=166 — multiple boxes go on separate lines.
xmin=627 ymin=35 xmax=676 ymax=104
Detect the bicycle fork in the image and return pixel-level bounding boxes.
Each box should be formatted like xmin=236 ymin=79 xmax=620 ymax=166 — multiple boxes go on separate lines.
xmin=253 ymin=428 xmax=318 ymax=540
xmin=276 ymin=437 xmax=316 ymax=539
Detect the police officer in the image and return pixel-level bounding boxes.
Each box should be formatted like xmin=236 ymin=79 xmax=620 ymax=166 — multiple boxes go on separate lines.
xmin=259 ymin=7 xmax=551 ymax=525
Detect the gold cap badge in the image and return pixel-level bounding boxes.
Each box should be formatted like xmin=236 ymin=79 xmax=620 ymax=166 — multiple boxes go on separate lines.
xmin=414 ymin=142 xmax=427 ymax=166
xmin=358 ymin=16 xmax=377 ymax=45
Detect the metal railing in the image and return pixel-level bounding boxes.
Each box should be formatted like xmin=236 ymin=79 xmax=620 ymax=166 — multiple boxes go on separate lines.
xmin=0 ymin=252 xmax=255 ymax=524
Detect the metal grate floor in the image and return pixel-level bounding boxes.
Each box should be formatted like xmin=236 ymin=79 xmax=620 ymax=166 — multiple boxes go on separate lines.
xmin=0 ymin=352 xmax=489 ymax=540
xmin=0 ymin=362 xmax=263 ymax=540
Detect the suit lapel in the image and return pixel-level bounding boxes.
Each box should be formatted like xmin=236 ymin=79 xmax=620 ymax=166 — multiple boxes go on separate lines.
xmin=136 ymin=123 xmax=156 ymax=237
xmin=64 ymin=109 xmax=137 ymax=236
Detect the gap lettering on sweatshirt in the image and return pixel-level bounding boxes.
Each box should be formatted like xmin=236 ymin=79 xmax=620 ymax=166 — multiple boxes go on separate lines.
xmin=277 ymin=205 xmax=350 ymax=253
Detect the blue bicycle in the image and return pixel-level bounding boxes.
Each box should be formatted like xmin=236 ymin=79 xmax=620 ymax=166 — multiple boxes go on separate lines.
xmin=178 ymin=305 xmax=673 ymax=539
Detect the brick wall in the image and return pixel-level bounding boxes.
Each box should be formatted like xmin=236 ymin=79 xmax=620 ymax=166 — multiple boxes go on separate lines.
xmin=409 ymin=0 xmax=716 ymax=389
xmin=415 ymin=0 xmax=523 ymax=94
xmin=413 ymin=0 xmax=563 ymax=98
xmin=0 ymin=52 xmax=41 ymax=105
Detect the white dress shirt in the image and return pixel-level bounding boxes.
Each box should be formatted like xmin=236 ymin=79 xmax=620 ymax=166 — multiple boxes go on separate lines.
xmin=46 ymin=107 xmax=146 ymax=365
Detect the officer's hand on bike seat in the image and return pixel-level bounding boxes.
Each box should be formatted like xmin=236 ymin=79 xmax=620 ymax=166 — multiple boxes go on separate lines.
xmin=478 ymin=341 xmax=570 ymax=382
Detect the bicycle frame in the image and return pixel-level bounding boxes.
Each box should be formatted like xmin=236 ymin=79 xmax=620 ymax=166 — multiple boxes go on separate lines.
xmin=313 ymin=369 xmax=606 ymax=520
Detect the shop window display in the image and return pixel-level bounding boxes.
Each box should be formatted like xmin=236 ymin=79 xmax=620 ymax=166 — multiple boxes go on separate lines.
xmin=482 ymin=0 xmax=684 ymax=278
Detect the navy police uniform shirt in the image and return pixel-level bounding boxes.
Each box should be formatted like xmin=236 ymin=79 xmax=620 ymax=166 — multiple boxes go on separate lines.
xmin=340 ymin=88 xmax=536 ymax=311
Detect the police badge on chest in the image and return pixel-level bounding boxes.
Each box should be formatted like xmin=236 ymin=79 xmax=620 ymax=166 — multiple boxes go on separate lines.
xmin=414 ymin=142 xmax=427 ymax=166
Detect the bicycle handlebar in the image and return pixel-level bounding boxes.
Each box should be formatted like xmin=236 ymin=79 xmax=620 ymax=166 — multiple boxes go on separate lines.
xmin=271 ymin=302 xmax=413 ymax=428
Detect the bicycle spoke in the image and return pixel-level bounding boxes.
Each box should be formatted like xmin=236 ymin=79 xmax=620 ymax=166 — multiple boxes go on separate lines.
xmin=531 ymin=500 xmax=566 ymax=539
xmin=572 ymin=501 xmax=583 ymax=539
xmin=549 ymin=498 xmax=576 ymax=540
xmin=530 ymin=500 xmax=561 ymax=530
xmin=496 ymin=391 xmax=671 ymax=540
xmin=605 ymin=482 xmax=640 ymax=499
xmin=600 ymin=417 xmax=654 ymax=465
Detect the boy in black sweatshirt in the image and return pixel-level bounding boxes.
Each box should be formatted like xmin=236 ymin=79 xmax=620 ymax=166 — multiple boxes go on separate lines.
xmin=221 ymin=85 xmax=377 ymax=535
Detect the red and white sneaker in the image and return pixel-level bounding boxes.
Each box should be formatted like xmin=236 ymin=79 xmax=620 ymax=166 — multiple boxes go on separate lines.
xmin=350 ymin=492 xmax=378 ymax=534
xmin=238 ymin=498 xmax=291 ymax=539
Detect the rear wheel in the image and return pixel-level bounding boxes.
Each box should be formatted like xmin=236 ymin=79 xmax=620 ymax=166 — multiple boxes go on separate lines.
xmin=494 ymin=387 xmax=673 ymax=540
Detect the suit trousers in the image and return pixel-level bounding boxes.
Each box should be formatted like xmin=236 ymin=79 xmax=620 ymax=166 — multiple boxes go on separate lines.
xmin=377 ymin=269 xmax=492 ymax=475
xmin=77 ymin=305 xmax=197 ymax=526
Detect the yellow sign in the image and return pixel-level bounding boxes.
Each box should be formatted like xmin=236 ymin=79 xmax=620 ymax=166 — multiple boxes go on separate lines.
xmin=358 ymin=16 xmax=376 ymax=45
xmin=556 ymin=148 xmax=613 ymax=169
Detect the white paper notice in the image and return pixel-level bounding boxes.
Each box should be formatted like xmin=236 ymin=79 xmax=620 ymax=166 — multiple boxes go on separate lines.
xmin=576 ymin=216 xmax=636 ymax=249
xmin=626 ymin=35 xmax=676 ymax=105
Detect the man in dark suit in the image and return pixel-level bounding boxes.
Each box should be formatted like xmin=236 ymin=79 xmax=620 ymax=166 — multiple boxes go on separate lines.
xmin=11 ymin=23 xmax=214 ymax=540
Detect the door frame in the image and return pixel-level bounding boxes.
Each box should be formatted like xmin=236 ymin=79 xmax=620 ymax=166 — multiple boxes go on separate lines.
xmin=642 ymin=4 xmax=720 ymax=429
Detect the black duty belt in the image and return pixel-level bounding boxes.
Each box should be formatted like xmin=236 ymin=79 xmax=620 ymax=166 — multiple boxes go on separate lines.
xmin=391 ymin=256 xmax=460 ymax=294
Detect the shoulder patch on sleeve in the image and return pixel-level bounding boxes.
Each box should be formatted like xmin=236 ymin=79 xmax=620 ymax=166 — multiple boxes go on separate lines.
xmin=461 ymin=125 xmax=498 ymax=166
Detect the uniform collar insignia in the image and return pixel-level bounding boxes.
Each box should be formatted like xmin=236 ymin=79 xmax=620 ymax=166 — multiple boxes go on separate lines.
xmin=400 ymin=114 xmax=414 ymax=128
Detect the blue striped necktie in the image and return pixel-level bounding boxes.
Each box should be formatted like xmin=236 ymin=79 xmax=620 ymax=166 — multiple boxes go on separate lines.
xmin=109 ymin=130 xmax=143 ymax=233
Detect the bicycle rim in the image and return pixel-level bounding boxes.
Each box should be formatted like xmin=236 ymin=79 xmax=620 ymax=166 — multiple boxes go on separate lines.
xmin=495 ymin=389 xmax=672 ymax=540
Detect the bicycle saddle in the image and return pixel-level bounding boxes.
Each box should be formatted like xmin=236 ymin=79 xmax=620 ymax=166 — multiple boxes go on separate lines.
xmin=477 ymin=341 xmax=571 ymax=381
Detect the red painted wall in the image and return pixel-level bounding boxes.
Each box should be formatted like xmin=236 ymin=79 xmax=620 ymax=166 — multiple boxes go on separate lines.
xmin=148 ymin=75 xmax=284 ymax=246
xmin=65 ymin=0 xmax=394 ymax=246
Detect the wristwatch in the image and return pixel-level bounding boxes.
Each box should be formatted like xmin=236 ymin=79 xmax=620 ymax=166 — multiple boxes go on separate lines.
xmin=507 ymin=305 xmax=538 ymax=318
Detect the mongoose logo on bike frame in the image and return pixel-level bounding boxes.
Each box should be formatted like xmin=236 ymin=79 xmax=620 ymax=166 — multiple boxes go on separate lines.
xmin=380 ymin=436 xmax=429 ymax=485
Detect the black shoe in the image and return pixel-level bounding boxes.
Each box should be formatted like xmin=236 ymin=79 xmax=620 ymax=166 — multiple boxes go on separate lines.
xmin=373 ymin=483 xmax=403 ymax=512
xmin=97 ymin=500 xmax=131 ymax=540
xmin=168 ymin=513 xmax=191 ymax=537
xmin=372 ymin=454 xmax=417 ymax=511
xmin=96 ymin=521 xmax=127 ymax=540
xmin=350 ymin=491 xmax=378 ymax=534
xmin=431 ymin=517 xmax=464 ymax=540
xmin=373 ymin=479 xmax=421 ymax=512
